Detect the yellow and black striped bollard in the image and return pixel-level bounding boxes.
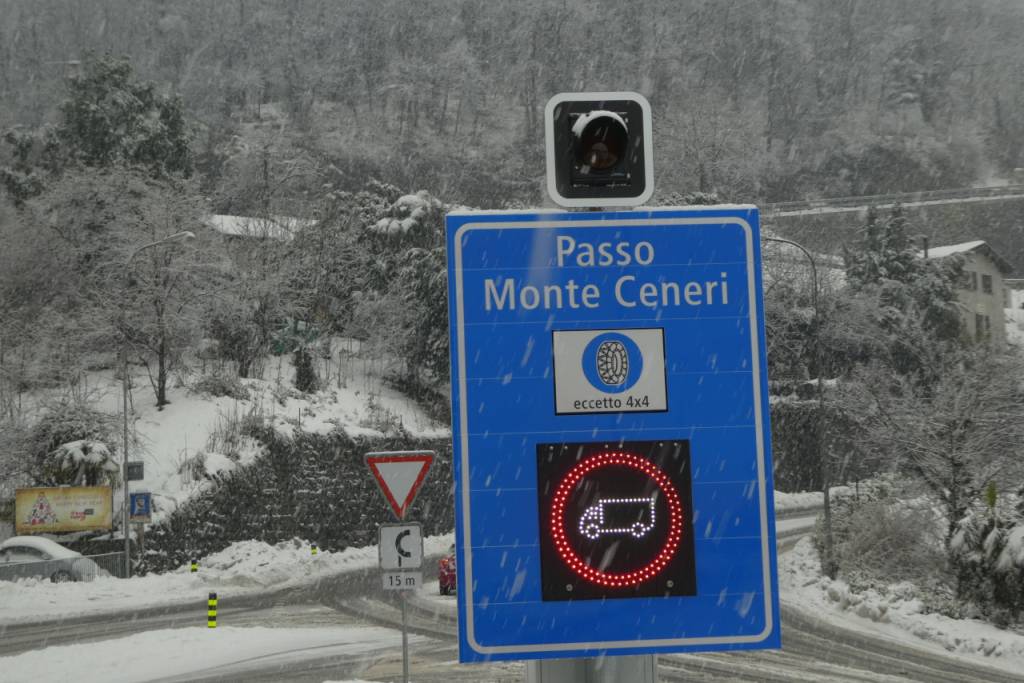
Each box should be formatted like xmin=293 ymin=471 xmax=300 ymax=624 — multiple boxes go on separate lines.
xmin=208 ymin=592 xmax=217 ymax=628
xmin=311 ymin=544 xmax=318 ymax=556
xmin=190 ymin=560 xmax=198 ymax=573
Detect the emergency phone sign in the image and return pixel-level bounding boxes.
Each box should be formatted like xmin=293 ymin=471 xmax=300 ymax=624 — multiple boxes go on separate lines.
xmin=446 ymin=207 xmax=780 ymax=663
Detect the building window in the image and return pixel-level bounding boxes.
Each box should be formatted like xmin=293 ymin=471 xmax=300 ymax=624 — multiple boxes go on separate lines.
xmin=975 ymin=313 xmax=990 ymax=341
xmin=965 ymin=271 xmax=978 ymax=291
xmin=982 ymin=274 xmax=993 ymax=294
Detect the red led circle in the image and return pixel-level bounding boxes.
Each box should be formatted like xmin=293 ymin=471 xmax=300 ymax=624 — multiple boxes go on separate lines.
xmin=549 ymin=451 xmax=684 ymax=588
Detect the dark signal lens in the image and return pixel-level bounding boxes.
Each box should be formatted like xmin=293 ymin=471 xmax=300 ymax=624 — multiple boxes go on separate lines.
xmin=573 ymin=112 xmax=628 ymax=172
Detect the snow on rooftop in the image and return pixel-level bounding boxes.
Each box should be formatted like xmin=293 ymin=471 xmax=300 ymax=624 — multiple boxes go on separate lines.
xmin=922 ymin=239 xmax=1013 ymax=274
xmin=206 ymin=214 xmax=314 ymax=240
xmin=923 ymin=240 xmax=986 ymax=259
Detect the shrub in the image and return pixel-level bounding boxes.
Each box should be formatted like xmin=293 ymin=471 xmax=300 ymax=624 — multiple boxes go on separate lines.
xmin=191 ymin=373 xmax=250 ymax=401
xmin=25 ymin=400 xmax=121 ymax=486
xmin=293 ymin=349 xmax=318 ymax=393
xmin=815 ymin=484 xmax=948 ymax=594
xmin=204 ymin=403 xmax=264 ymax=460
xmin=949 ymin=491 xmax=1024 ymax=623
xmin=140 ymin=427 xmax=454 ymax=574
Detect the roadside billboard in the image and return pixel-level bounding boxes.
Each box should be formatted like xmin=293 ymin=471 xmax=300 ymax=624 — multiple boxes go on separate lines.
xmin=15 ymin=486 xmax=113 ymax=534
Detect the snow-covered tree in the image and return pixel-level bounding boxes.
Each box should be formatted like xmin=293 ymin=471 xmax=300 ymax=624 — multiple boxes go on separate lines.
xmin=950 ymin=486 xmax=1024 ymax=622
xmin=48 ymin=439 xmax=120 ymax=487
xmin=844 ymin=205 xmax=964 ymax=385
xmin=846 ymin=206 xmax=919 ymax=288
xmin=861 ymin=349 xmax=1024 ymax=545
xmin=25 ymin=401 xmax=123 ymax=487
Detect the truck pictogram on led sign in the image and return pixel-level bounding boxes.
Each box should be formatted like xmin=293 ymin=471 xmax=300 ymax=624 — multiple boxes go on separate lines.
xmin=536 ymin=440 xmax=696 ymax=601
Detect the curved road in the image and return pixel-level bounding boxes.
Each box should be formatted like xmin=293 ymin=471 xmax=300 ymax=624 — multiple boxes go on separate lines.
xmin=3 ymin=514 xmax=1022 ymax=682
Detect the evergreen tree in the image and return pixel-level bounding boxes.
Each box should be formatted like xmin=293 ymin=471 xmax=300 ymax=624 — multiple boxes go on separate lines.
xmin=294 ymin=347 xmax=319 ymax=393
xmin=845 ymin=205 xmax=964 ymax=382
xmin=845 ymin=205 xmax=919 ymax=288
xmin=54 ymin=55 xmax=193 ymax=177
xmin=0 ymin=54 xmax=193 ymax=205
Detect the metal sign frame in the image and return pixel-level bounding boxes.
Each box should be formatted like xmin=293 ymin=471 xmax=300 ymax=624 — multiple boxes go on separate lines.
xmin=446 ymin=207 xmax=780 ymax=662
xmin=126 ymin=461 xmax=145 ymax=481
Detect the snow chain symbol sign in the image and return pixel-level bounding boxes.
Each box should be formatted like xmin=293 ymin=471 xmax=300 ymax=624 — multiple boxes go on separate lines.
xmin=555 ymin=328 xmax=666 ymax=414
xmin=595 ymin=338 xmax=629 ymax=386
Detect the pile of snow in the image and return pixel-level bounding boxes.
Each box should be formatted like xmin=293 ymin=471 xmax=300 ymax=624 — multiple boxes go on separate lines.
xmin=781 ymin=536 xmax=1024 ymax=670
xmin=0 ymin=626 xmax=419 ymax=683
xmin=774 ymin=486 xmax=851 ymax=513
xmin=0 ymin=533 xmax=454 ymax=626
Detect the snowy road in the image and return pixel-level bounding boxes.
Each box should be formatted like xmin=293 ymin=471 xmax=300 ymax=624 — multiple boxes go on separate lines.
xmin=4 ymin=514 xmax=1023 ymax=682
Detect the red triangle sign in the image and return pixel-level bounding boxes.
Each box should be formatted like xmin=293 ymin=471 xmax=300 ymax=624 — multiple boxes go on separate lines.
xmin=365 ymin=451 xmax=434 ymax=520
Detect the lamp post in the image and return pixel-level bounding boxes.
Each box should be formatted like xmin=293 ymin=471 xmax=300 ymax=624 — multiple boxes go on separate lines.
xmin=120 ymin=231 xmax=195 ymax=578
xmin=763 ymin=235 xmax=836 ymax=578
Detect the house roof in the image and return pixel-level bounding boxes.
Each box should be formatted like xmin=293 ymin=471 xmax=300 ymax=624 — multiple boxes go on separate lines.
xmin=922 ymin=240 xmax=1013 ymax=275
xmin=206 ymin=214 xmax=315 ymax=241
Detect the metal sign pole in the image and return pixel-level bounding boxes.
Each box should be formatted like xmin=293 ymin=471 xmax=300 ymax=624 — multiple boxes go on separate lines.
xmin=121 ymin=348 xmax=131 ymax=579
xmin=401 ymin=592 xmax=410 ymax=683
xmin=526 ymin=655 xmax=658 ymax=682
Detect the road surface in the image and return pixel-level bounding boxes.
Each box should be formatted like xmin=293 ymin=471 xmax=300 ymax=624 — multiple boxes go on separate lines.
xmin=3 ymin=512 xmax=1021 ymax=682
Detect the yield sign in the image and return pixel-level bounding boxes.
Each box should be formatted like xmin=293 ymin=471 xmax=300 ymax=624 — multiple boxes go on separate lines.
xmin=365 ymin=451 xmax=434 ymax=520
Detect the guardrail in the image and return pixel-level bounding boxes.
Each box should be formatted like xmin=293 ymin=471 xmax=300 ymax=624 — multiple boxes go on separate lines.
xmin=89 ymin=551 xmax=128 ymax=579
xmin=765 ymin=184 xmax=1024 ymax=215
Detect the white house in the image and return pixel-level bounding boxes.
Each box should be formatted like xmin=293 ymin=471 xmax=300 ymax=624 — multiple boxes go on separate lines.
xmin=924 ymin=240 xmax=1013 ymax=345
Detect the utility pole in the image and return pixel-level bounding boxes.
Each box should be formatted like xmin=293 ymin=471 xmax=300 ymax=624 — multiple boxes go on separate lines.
xmin=763 ymin=235 xmax=836 ymax=578
xmin=120 ymin=231 xmax=195 ymax=578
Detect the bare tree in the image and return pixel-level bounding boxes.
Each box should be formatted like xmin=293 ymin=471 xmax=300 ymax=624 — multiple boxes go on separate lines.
xmin=857 ymin=349 xmax=1024 ymax=544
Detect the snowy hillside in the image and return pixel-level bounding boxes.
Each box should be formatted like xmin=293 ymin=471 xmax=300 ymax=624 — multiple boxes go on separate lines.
xmin=61 ymin=347 xmax=448 ymax=524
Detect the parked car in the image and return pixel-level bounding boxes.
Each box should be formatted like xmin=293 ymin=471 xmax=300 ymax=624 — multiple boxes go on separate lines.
xmin=439 ymin=543 xmax=456 ymax=595
xmin=0 ymin=536 xmax=108 ymax=583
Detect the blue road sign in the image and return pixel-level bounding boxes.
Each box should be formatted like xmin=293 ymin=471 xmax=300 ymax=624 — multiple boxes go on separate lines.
xmin=129 ymin=492 xmax=152 ymax=522
xmin=446 ymin=207 xmax=779 ymax=662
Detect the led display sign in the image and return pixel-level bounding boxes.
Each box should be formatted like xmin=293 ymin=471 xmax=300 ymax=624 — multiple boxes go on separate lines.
xmin=536 ymin=440 xmax=696 ymax=600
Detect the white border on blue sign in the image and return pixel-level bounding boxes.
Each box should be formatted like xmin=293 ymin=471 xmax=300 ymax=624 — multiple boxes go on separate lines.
xmin=453 ymin=215 xmax=773 ymax=655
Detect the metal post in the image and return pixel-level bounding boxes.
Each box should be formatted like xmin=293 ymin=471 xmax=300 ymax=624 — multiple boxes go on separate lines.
xmin=117 ymin=231 xmax=195 ymax=579
xmin=763 ymin=235 xmax=835 ymax=577
xmin=122 ymin=347 xmax=131 ymax=578
xmin=527 ymin=655 xmax=658 ymax=682
xmin=400 ymin=593 xmax=410 ymax=683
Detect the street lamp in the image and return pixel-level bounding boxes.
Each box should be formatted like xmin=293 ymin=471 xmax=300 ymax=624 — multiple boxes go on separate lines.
xmin=763 ymin=235 xmax=837 ymax=578
xmin=120 ymin=230 xmax=195 ymax=578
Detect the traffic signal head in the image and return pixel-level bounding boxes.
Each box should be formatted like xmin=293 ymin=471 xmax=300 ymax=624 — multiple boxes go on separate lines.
xmin=545 ymin=92 xmax=654 ymax=208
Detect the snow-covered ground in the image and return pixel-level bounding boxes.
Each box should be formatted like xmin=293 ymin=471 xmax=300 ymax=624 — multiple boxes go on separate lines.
xmin=63 ymin=346 xmax=449 ymax=523
xmin=0 ymin=533 xmax=453 ymax=626
xmin=0 ymin=625 xmax=419 ymax=683
xmin=780 ymin=536 xmax=1024 ymax=674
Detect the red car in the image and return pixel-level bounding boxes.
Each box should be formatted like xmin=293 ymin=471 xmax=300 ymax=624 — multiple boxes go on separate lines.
xmin=438 ymin=544 xmax=456 ymax=595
